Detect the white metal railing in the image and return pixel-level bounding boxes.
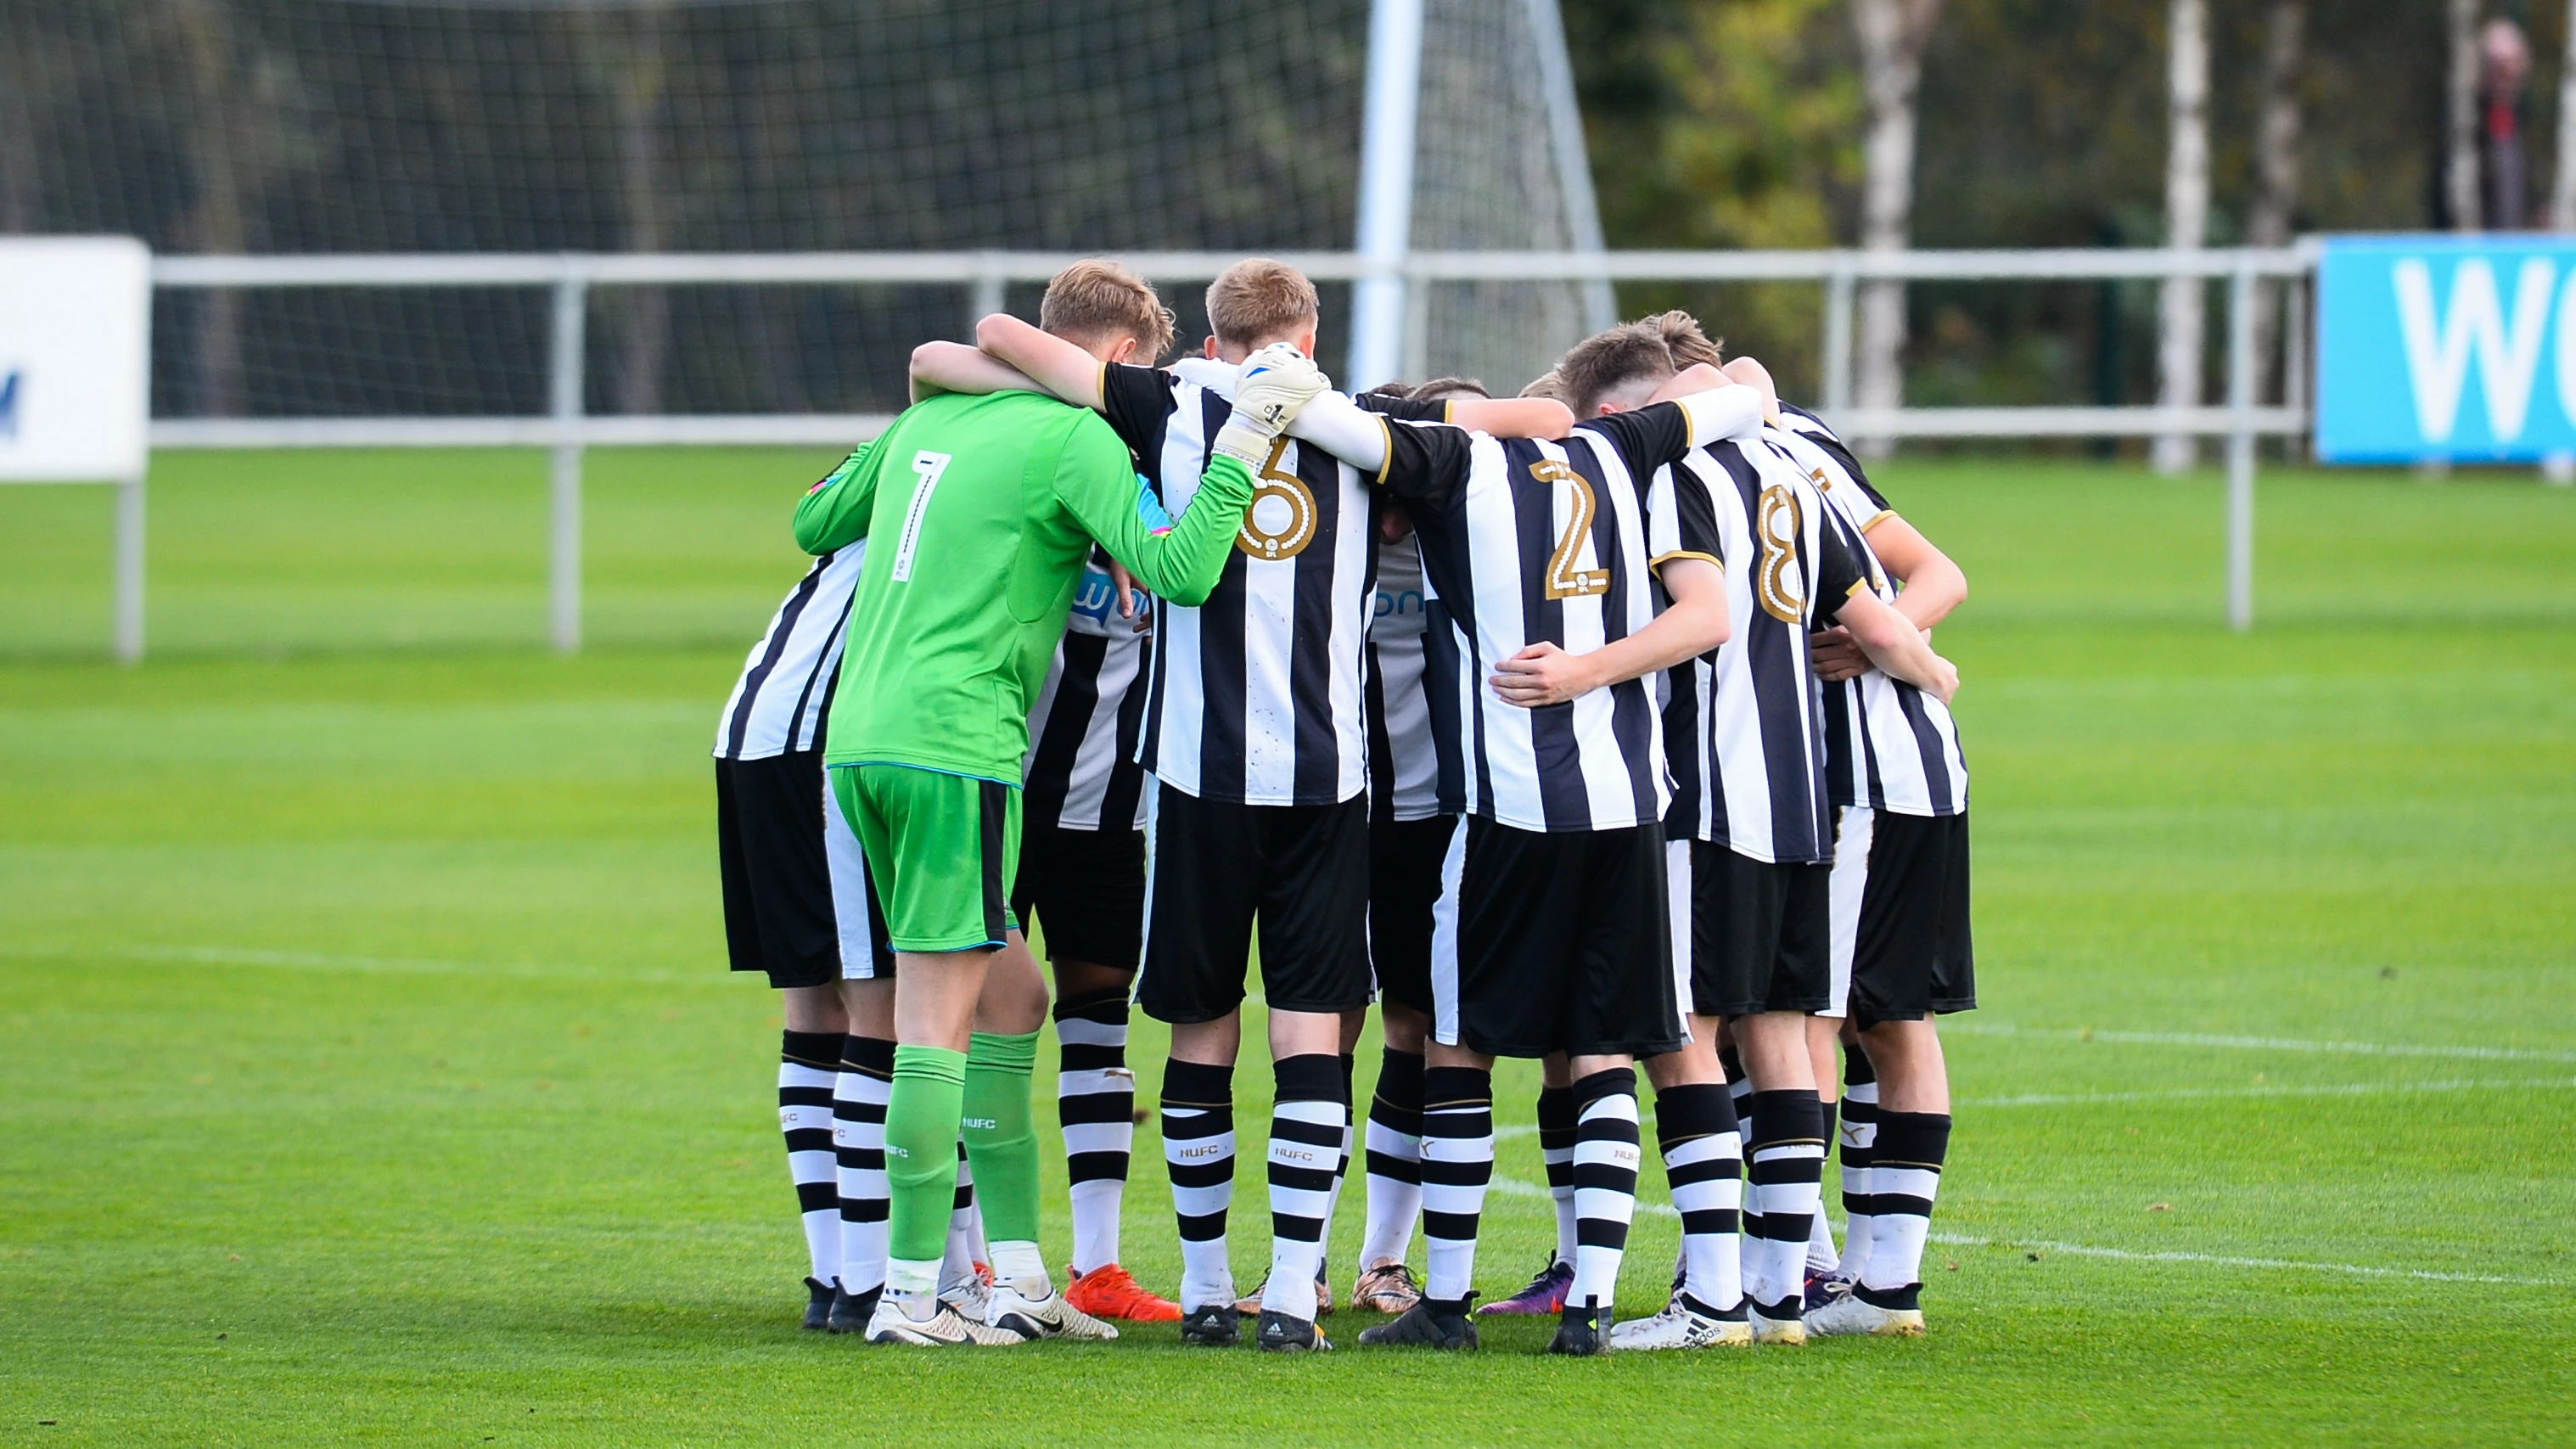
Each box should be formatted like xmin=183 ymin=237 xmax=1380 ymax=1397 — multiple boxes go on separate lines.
xmin=128 ymin=244 xmax=2318 ymax=654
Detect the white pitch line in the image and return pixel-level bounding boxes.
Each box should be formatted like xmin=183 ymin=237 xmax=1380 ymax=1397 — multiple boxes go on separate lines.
xmin=1919 ymin=1233 xmax=2542 ymax=1286
xmin=1956 ymin=1020 xmax=2576 ymax=1064
xmin=1486 ymin=1177 xmax=2552 ymax=1286
xmin=1964 ymin=1078 xmax=2576 ymax=1108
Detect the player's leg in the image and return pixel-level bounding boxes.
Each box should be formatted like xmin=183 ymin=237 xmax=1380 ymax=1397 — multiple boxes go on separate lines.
xmin=1012 ymin=820 xmax=1180 ymax=1322
xmin=1354 ymin=811 xmax=1457 ymax=1314
xmin=1245 ymin=796 xmax=1373 ymax=1351
xmin=1618 ymin=840 xmax=1751 ymax=1351
xmin=1361 ymin=817 xmax=1496 ymax=1351
xmin=820 ymin=782 xmax=900 ymax=1333
xmin=828 ymin=978 xmax=895 ymax=1333
xmin=778 ymin=985 xmax=847 ymax=1328
xmin=836 ymin=765 xmax=1042 ymax=1345
xmin=1825 ymin=805 xmax=1880 ymax=1293
xmin=1355 ymin=997 xmax=1428 ymax=1310
xmin=1713 ymin=849 xmax=1836 ymax=1345
xmin=1136 ymin=786 xmax=1260 ymax=1344
xmin=715 ymin=750 xmax=850 ymax=1328
xmin=1811 ymin=809 xmax=1971 ymax=1339
xmin=963 ymin=929 xmax=1114 ymax=1339
xmin=1832 ymin=1018 xmax=1879 ymax=1286
xmin=1484 ymin=1047 xmax=1578 ymax=1317
xmin=1546 ymin=823 xmax=1681 ymax=1357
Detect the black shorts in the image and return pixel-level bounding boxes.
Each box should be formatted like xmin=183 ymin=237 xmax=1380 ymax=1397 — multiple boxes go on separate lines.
xmin=1136 ymin=789 xmax=1372 ymax=1024
xmin=715 ymin=752 xmax=893 ymax=988
xmin=1832 ymin=806 xmax=1976 ymax=1026
xmin=1369 ymin=813 xmax=1459 ymax=1015
xmin=1436 ymin=818 xmax=1685 ymax=1059
xmin=1686 ymin=840 xmax=1832 ymax=1018
xmin=1009 ymin=823 xmax=1147 ymax=971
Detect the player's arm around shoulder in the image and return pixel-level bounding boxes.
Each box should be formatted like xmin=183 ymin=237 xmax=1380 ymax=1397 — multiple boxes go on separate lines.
xmin=974 ymin=313 xmax=1110 ymax=410
xmin=1047 ymin=409 xmax=1252 ymax=609
xmin=1487 ymin=555 xmax=1727 ymax=709
xmin=790 ymin=439 xmax=885 ymax=555
xmin=908 ymin=340 xmax=1041 ymax=403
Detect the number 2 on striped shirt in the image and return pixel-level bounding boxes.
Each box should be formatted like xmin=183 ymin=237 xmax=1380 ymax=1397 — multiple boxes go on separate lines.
xmin=1531 ymin=460 xmax=1610 ymax=599
xmin=890 ymin=449 xmax=951 ymax=583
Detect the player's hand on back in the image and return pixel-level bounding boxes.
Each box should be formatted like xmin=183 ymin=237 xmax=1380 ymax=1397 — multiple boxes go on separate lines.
xmin=1489 ymin=641 xmax=1602 ymax=709
xmin=1213 ymin=343 xmax=1328 ymax=466
xmin=1808 ymin=625 xmax=1870 ymax=682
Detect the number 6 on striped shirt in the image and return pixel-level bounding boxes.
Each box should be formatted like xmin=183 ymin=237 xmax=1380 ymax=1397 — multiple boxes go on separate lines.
xmin=890 ymin=449 xmax=951 ymax=582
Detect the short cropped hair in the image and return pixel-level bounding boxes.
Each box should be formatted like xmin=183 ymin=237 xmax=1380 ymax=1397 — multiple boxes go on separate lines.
xmin=1519 ymin=369 xmax=1568 ymax=402
xmin=1040 ymin=260 xmax=1176 ymax=362
xmin=1207 ymin=258 xmax=1321 ymax=350
xmin=1553 ymin=311 xmax=1721 ymax=415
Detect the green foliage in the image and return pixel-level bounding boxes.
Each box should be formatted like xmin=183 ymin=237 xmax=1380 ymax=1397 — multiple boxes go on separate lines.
xmin=3 ymin=451 xmax=2573 ymax=1441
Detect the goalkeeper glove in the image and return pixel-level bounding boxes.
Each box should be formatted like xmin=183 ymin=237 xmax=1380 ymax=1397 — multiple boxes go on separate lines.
xmin=1212 ymin=342 xmax=1328 ymax=469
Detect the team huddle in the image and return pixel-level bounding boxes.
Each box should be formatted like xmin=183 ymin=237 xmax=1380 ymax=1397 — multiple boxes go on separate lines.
xmin=712 ymin=256 xmax=1973 ymax=1354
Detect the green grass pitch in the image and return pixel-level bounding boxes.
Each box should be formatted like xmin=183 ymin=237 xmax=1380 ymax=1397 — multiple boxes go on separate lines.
xmin=3 ymin=448 xmax=2571 ymax=1444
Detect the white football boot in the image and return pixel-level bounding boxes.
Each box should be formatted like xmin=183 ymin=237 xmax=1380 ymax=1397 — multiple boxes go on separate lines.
xmin=864 ymin=1294 xmax=1022 ymax=1346
xmin=986 ymin=1275 xmax=1120 ymax=1340
xmin=1803 ymin=1290 xmax=1926 ymax=1338
xmin=1607 ymin=1294 xmax=1754 ymax=1351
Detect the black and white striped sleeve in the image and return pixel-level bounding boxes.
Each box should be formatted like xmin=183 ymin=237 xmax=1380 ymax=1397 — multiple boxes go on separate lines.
xmin=1810 ymin=513 xmax=1872 ymax=624
xmin=1097 ymin=361 xmax=1176 ymax=459
xmin=1377 ymin=418 xmax=1479 ymax=512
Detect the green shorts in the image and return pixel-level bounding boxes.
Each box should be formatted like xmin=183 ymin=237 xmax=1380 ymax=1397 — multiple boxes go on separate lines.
xmin=829 ymin=763 xmax=1022 ymax=954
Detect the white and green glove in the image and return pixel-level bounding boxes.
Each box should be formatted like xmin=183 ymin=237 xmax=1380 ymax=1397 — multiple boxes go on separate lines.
xmin=1212 ymin=342 xmax=1329 ymax=468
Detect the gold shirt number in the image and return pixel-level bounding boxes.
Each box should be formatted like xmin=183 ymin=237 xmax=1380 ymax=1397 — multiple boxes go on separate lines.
xmin=1532 ymin=459 xmax=1611 ymax=599
xmin=1755 ymin=482 xmax=1809 ymax=623
xmin=1237 ymin=438 xmax=1319 ymax=560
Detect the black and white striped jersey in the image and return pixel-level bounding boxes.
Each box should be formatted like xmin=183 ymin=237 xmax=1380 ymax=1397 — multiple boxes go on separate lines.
xmin=1023 ymin=549 xmax=1155 ymax=833
xmin=1102 ymin=357 xmax=1433 ymax=808
xmin=1771 ymin=405 xmax=1969 ymax=817
xmin=1375 ymin=390 xmax=1761 ymax=834
xmin=1365 ymin=533 xmax=1444 ymax=822
xmin=714 ymin=537 xmax=864 ymax=761
xmin=1655 ymin=430 xmax=1872 ymax=863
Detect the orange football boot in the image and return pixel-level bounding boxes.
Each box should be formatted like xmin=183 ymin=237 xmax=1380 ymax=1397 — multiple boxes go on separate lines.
xmin=1064 ymin=1263 xmax=1183 ymax=1323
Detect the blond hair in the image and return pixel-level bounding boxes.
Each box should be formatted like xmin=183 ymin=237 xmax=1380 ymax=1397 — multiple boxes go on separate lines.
xmin=1039 ymin=259 xmax=1176 ymax=361
xmin=1644 ymin=310 xmax=1726 ymax=369
xmin=1205 ymin=258 xmax=1321 ymax=350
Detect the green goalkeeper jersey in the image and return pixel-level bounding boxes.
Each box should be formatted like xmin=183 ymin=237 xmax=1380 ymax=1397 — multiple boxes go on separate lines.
xmin=794 ymin=389 xmax=1254 ymax=785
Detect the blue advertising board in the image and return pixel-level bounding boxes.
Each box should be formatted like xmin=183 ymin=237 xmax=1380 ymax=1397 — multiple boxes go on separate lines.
xmin=2317 ymin=234 xmax=2576 ymax=463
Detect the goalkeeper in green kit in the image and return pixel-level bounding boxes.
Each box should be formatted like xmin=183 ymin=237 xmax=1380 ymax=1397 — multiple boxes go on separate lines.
xmin=792 ymin=341 xmax=1328 ymax=1346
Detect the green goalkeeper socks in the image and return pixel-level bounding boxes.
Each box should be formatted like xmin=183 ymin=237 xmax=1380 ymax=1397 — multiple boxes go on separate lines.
xmin=884 ymin=1044 xmax=969 ymax=1277
xmin=962 ymin=1030 xmax=1042 ymax=1269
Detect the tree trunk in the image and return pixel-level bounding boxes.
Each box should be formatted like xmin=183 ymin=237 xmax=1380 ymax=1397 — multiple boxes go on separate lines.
xmin=2448 ymin=0 xmax=2482 ymax=230
xmin=2248 ymin=3 xmax=2304 ymax=405
xmin=2152 ymin=0 xmax=2209 ymax=475
xmin=611 ymin=6 xmax=672 ymax=417
xmin=1850 ymin=0 xmax=1943 ymax=458
xmin=174 ymin=0 xmax=250 ymax=418
xmin=2553 ymin=0 xmax=2576 ymax=229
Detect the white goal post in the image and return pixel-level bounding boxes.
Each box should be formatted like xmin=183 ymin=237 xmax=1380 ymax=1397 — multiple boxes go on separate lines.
xmin=137 ymin=244 xmax=2316 ymax=660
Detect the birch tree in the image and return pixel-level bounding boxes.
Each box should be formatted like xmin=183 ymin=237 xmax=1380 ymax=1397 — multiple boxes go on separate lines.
xmin=2248 ymin=3 xmax=2304 ymax=404
xmin=570 ymin=3 xmax=677 ymax=416
xmin=1850 ymin=0 xmax=1942 ymax=456
xmin=2152 ymin=0 xmax=2208 ymax=475
xmin=2447 ymin=0 xmax=2481 ymax=230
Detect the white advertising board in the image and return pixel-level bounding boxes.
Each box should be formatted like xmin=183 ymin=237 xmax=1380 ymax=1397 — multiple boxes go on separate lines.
xmin=0 ymin=236 xmax=152 ymax=482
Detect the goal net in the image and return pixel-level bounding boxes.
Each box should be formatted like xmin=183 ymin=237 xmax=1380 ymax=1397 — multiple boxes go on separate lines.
xmin=2 ymin=0 xmax=1610 ymax=421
